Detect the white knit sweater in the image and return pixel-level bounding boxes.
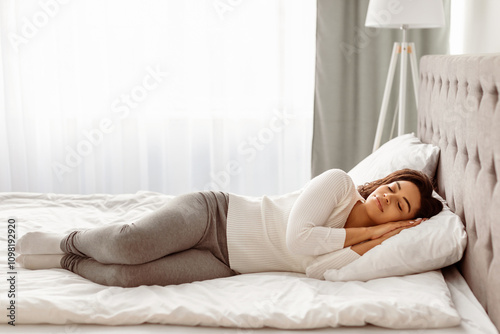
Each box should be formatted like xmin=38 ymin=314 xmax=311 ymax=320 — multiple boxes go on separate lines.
xmin=226 ymin=169 xmax=365 ymax=279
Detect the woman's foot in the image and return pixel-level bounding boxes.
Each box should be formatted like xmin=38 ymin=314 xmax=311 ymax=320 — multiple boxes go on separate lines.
xmin=16 ymin=231 xmax=65 ymax=255
xmin=16 ymin=254 xmax=63 ymax=269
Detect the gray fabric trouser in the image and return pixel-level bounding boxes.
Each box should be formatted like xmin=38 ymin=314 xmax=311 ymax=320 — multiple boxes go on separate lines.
xmin=60 ymin=191 xmax=236 ymax=287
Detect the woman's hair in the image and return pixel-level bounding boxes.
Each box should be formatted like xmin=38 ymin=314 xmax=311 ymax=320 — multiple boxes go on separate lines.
xmin=357 ymin=169 xmax=443 ymax=219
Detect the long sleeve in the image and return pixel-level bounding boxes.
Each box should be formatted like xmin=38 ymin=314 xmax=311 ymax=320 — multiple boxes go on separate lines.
xmin=305 ymin=247 xmax=361 ymax=279
xmin=286 ymin=169 xmax=354 ymax=256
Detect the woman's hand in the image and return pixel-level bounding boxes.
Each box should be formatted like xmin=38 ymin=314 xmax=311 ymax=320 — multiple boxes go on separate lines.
xmin=351 ymin=218 xmax=426 ymax=256
xmin=368 ymin=218 xmax=426 ymax=240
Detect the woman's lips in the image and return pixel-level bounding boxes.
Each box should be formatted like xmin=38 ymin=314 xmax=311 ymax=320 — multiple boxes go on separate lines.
xmin=375 ymin=196 xmax=384 ymax=212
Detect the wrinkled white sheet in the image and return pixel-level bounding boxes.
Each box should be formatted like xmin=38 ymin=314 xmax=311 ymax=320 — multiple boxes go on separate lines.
xmin=0 ymin=192 xmax=461 ymax=329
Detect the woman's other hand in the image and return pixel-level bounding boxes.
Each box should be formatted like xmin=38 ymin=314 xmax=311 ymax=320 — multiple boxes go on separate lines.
xmin=368 ymin=218 xmax=426 ymax=240
xmin=351 ymin=218 xmax=426 ymax=256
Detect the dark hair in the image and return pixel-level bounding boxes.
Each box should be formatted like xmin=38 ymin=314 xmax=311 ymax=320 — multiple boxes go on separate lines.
xmin=357 ymin=169 xmax=443 ymax=219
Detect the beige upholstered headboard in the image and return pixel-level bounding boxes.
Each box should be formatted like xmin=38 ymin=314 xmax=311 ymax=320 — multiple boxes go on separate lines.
xmin=417 ymin=53 xmax=500 ymax=330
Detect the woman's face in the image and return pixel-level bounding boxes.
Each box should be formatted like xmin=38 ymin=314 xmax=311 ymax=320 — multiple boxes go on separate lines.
xmin=365 ymin=181 xmax=421 ymax=224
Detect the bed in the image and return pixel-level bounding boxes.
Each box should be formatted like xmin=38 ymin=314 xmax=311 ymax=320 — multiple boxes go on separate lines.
xmin=1 ymin=53 xmax=499 ymax=333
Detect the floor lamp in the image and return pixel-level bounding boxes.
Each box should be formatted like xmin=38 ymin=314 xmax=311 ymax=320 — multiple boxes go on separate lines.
xmin=366 ymin=0 xmax=445 ymax=152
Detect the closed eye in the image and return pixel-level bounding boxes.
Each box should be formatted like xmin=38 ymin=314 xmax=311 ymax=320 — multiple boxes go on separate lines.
xmin=389 ymin=185 xmax=402 ymax=211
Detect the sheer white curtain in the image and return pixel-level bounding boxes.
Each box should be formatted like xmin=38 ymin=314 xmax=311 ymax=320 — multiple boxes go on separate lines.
xmin=0 ymin=0 xmax=315 ymax=196
xmin=449 ymin=0 xmax=500 ymax=54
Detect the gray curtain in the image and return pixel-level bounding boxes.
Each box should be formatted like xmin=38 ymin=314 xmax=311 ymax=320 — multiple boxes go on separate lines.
xmin=312 ymin=0 xmax=450 ymax=177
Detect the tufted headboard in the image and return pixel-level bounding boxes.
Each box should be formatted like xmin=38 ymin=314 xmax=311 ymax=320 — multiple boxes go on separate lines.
xmin=417 ymin=53 xmax=500 ymax=330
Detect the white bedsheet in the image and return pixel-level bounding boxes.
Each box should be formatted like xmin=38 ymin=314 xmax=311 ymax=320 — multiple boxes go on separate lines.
xmin=0 ymin=191 xmax=472 ymax=330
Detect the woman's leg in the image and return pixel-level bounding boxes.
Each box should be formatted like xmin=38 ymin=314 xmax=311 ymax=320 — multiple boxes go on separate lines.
xmin=61 ymin=249 xmax=235 ymax=287
xmin=60 ymin=192 xmax=219 ymax=265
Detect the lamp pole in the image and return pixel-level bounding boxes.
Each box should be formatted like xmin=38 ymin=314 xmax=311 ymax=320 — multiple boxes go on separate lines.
xmin=371 ymin=29 xmax=420 ymax=152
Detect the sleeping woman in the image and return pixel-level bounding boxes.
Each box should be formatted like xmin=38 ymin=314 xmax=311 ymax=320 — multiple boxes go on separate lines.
xmin=16 ymin=168 xmax=443 ymax=287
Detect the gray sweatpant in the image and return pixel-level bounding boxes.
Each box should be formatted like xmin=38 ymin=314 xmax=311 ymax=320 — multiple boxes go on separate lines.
xmin=60 ymin=191 xmax=237 ymax=287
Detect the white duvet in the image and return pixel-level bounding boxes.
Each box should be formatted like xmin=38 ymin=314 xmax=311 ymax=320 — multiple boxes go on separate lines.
xmin=0 ymin=192 xmax=461 ymax=329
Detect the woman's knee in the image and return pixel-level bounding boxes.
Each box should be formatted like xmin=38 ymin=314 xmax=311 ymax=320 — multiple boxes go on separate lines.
xmin=104 ymin=224 xmax=147 ymax=265
xmin=109 ymin=265 xmax=144 ymax=287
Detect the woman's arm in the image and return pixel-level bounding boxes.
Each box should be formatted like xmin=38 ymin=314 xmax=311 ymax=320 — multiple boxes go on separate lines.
xmin=306 ymin=220 xmax=423 ymax=279
xmin=286 ymin=169 xmax=354 ymax=256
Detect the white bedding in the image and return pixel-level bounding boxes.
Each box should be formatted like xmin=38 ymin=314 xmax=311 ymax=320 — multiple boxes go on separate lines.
xmin=1 ymin=267 xmax=498 ymax=334
xmin=0 ymin=191 xmax=474 ymax=330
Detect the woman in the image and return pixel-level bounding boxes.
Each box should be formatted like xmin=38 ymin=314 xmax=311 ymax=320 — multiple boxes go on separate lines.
xmin=16 ymin=168 xmax=442 ymax=287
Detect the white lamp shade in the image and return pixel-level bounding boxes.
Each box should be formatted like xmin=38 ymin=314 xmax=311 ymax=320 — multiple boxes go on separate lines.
xmin=365 ymin=0 xmax=445 ymax=28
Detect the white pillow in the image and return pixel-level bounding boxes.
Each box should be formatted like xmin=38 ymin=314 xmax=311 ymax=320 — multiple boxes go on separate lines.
xmin=325 ymin=134 xmax=466 ymax=282
xmin=348 ymin=133 xmax=440 ymax=186
xmin=324 ymin=192 xmax=467 ymax=281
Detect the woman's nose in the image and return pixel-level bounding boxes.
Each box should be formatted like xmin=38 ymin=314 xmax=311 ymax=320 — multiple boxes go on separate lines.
xmin=383 ymin=193 xmax=391 ymax=203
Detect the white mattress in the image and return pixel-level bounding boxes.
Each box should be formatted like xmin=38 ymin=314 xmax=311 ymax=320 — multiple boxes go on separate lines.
xmin=0 ymin=192 xmax=498 ymax=333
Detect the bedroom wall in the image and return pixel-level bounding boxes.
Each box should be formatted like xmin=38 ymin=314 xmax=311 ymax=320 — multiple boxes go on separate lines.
xmin=450 ymin=0 xmax=500 ymax=54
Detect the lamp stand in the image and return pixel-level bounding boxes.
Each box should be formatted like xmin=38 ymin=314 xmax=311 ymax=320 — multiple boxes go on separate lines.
xmin=372 ymin=26 xmax=419 ymax=152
